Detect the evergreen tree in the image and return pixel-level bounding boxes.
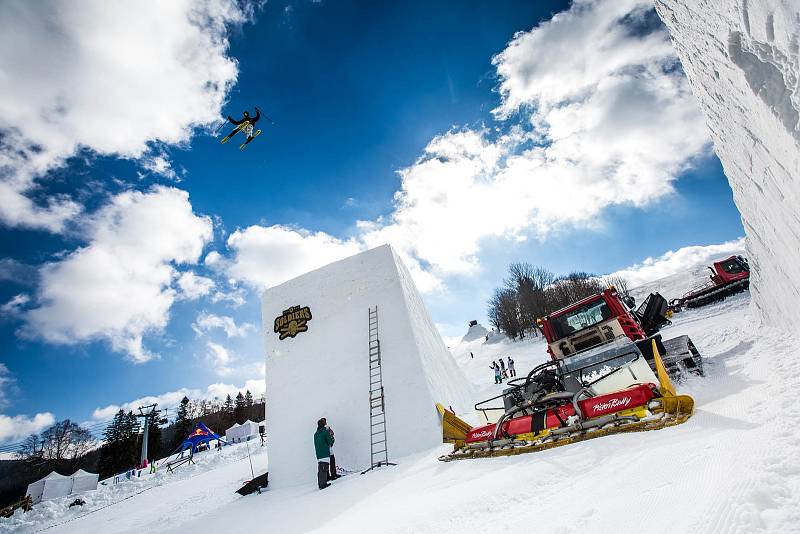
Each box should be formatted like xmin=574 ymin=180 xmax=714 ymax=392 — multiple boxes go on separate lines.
xmin=98 ymin=410 xmax=125 ymax=478
xmin=172 ymin=397 xmax=193 ymax=450
xmin=146 ymin=416 xmax=162 ymax=462
xmin=234 ymin=392 xmax=246 ymax=424
xmin=244 ymin=390 xmax=253 ymax=407
xmin=222 ymin=394 xmax=234 ymax=429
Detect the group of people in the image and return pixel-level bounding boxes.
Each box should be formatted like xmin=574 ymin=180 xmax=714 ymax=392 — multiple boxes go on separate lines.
xmin=314 ymin=417 xmax=341 ymax=489
xmin=490 ymin=356 xmax=516 ymax=384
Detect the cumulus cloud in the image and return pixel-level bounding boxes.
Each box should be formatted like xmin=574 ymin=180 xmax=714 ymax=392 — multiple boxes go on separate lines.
xmin=221 ymin=0 xmax=710 ymax=293
xmin=0 ymin=364 xmax=13 ymax=410
xmin=224 ymin=225 xmax=362 ymax=289
xmin=206 ymin=341 xmax=234 ymax=376
xmin=609 ymin=237 xmax=746 ymax=288
xmin=0 ymin=412 xmax=56 ymax=443
xmin=92 ymin=377 xmax=265 ymax=421
xmin=193 ymin=312 xmax=255 ymax=338
xmin=177 ymin=271 xmax=215 ymax=300
xmin=23 ymin=187 xmax=213 ymax=362
xmin=0 ymin=0 xmax=248 ymax=231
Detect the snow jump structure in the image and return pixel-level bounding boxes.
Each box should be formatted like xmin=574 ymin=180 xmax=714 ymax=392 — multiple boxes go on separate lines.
xmin=261 ymin=245 xmax=474 ymax=487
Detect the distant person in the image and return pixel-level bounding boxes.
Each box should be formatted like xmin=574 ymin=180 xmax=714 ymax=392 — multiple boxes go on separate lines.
xmin=498 ymin=358 xmax=508 ymax=379
xmin=328 ymin=425 xmax=340 ymax=480
xmin=485 ymin=334 xmax=489 ymax=342
xmin=470 ymin=351 xmax=474 ymax=359
xmin=150 ymin=460 xmax=157 ymax=474
xmin=314 ymin=417 xmax=335 ymax=489
xmin=490 ymin=361 xmax=502 ymax=384
xmin=508 ymin=356 xmax=516 ymax=377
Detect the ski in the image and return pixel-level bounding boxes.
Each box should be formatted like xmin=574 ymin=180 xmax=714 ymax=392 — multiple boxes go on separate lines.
xmin=239 ymin=129 xmax=262 ymax=150
xmin=221 ymin=121 xmax=250 ymax=144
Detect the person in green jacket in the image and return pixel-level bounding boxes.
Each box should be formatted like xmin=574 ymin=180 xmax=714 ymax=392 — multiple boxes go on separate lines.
xmin=314 ymin=418 xmax=335 ymax=489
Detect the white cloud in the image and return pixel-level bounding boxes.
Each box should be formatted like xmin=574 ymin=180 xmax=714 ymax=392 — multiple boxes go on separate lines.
xmin=193 ymin=311 xmax=255 ymax=338
xmin=141 ymin=154 xmax=180 ymax=181
xmin=1 ymin=294 xmax=30 ymax=316
xmin=210 ymin=287 xmax=248 ymax=308
xmin=23 ymin=186 xmax=213 ymax=362
xmin=0 ymin=0 xmax=248 ymax=231
xmin=0 ymin=364 xmax=12 ymax=410
xmin=206 ymin=341 xmax=234 ymax=376
xmin=92 ymin=377 xmax=265 ymax=421
xmin=609 ymin=238 xmax=746 ymax=288
xmin=0 ymin=412 xmax=55 ymax=442
xmin=222 ymin=1 xmax=710 ymax=293
xmin=225 ymin=225 xmax=362 ymax=289
xmin=177 ymin=271 xmax=215 ymax=300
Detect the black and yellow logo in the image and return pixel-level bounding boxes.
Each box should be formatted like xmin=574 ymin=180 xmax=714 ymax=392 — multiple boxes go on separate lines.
xmin=274 ymin=305 xmax=312 ymax=340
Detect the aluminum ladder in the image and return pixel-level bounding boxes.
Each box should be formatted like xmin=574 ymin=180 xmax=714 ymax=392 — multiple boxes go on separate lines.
xmin=362 ymin=306 xmax=396 ymax=474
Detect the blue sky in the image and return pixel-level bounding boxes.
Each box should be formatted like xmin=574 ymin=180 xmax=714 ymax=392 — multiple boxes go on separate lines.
xmin=0 ymin=0 xmax=743 ymax=444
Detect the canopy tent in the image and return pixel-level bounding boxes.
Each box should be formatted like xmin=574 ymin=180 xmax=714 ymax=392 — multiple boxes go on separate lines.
xmin=70 ymin=469 xmax=99 ymax=493
xmin=225 ymin=420 xmax=260 ymax=443
xmin=27 ymin=471 xmax=73 ymax=504
xmin=224 ymin=422 xmax=241 ymax=442
xmin=179 ymin=422 xmax=224 ymax=453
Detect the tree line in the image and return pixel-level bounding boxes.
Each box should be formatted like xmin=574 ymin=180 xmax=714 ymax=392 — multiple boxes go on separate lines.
xmin=0 ymin=390 xmax=265 ymax=509
xmin=487 ymin=262 xmax=629 ymax=339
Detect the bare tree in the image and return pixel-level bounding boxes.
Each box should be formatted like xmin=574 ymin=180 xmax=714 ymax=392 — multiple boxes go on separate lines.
xmin=604 ymin=275 xmax=630 ymax=299
xmin=39 ymin=420 xmax=95 ymax=465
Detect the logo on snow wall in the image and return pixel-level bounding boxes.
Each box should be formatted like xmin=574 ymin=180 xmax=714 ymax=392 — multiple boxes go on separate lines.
xmin=274 ymin=305 xmax=313 ymax=340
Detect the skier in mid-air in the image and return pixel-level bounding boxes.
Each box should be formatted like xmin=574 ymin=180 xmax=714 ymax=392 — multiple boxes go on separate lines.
xmin=221 ymin=106 xmax=262 ymax=148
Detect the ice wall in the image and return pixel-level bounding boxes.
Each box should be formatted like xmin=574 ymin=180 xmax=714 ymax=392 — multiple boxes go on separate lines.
xmin=261 ymin=245 xmax=474 ymax=487
xmin=655 ymin=0 xmax=800 ymax=333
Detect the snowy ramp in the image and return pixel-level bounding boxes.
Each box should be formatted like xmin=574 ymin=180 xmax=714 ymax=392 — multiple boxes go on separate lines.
xmin=261 ymin=245 xmax=474 ymax=487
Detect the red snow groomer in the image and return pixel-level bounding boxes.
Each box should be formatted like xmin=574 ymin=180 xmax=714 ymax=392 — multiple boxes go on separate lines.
xmin=670 ymin=255 xmax=750 ymax=310
xmin=438 ymin=287 xmax=698 ymax=462
xmin=540 ymin=286 xmax=703 ymax=378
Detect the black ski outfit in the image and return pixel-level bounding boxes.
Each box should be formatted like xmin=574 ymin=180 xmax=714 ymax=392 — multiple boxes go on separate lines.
xmin=225 ymin=107 xmax=261 ymax=139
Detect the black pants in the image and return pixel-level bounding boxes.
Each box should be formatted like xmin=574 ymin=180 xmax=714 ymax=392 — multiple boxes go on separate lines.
xmin=317 ymin=461 xmax=329 ymax=489
xmin=329 ymin=454 xmax=337 ymax=479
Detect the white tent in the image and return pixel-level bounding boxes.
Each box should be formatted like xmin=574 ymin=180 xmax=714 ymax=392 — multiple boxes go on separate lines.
xmin=70 ymin=469 xmax=99 ymax=493
xmin=25 ymin=477 xmax=45 ymax=505
xmin=26 ymin=471 xmax=73 ymax=504
xmin=225 ymin=422 xmax=241 ymax=442
xmin=225 ymin=420 xmax=260 ymax=443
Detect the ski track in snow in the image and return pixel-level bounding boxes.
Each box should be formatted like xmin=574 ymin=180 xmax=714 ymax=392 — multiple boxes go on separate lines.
xmin=5 ymin=292 xmax=800 ymax=532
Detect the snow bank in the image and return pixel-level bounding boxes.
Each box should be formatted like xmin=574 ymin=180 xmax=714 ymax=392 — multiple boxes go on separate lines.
xmin=460 ymin=322 xmax=488 ymax=343
xmin=261 ymin=245 xmax=474 ymax=487
xmin=0 ymin=442 xmax=266 ymax=534
xmin=655 ymin=0 xmax=800 ymax=333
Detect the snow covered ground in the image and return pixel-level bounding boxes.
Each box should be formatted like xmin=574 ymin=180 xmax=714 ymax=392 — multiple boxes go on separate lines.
xmin=0 ymin=441 xmax=267 ymax=534
xmin=5 ymin=268 xmax=800 ymax=533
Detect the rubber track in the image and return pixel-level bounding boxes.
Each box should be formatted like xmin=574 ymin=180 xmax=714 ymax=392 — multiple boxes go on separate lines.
xmin=438 ymin=413 xmax=691 ymax=462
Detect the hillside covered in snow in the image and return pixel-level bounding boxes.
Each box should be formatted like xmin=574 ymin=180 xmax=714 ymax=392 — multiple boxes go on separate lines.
xmin=6 ymin=263 xmax=800 ymax=532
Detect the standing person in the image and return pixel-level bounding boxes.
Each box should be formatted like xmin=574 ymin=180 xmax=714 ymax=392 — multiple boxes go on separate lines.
xmin=490 ymin=361 xmax=501 ymax=384
xmin=508 ymin=356 xmax=516 ymax=377
xmin=327 ymin=425 xmax=341 ymax=480
xmin=498 ymin=357 xmax=508 ymax=379
xmin=470 ymin=351 xmax=474 ymax=359
xmin=314 ymin=418 xmax=334 ymax=489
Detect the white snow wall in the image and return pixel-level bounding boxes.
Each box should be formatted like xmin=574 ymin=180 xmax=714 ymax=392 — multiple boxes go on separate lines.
xmin=261 ymin=245 xmax=474 ymax=487
xmin=655 ymin=0 xmax=800 ymax=333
